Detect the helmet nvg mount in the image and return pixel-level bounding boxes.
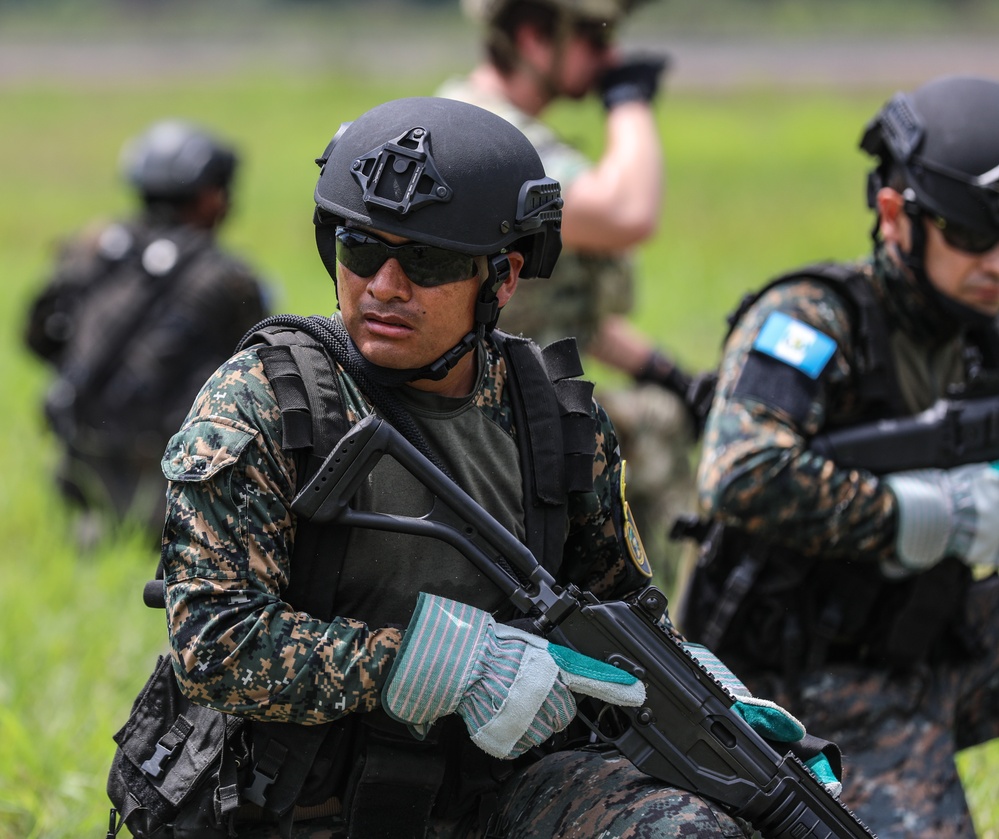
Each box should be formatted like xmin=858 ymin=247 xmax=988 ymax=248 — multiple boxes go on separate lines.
xmin=314 ymin=96 xmax=563 ymax=383
xmin=120 ymin=119 xmax=238 ymax=203
xmin=861 ymin=75 xmax=999 ymax=239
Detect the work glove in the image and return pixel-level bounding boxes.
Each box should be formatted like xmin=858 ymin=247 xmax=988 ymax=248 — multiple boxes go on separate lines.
xmin=597 ymin=53 xmax=670 ymax=110
xmin=383 ymin=593 xmax=645 ymax=760
xmin=684 ymin=642 xmax=842 ymax=797
xmin=884 ymin=462 xmax=999 ymax=573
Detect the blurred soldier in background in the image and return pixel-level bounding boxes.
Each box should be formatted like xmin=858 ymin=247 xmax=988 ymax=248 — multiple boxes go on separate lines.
xmin=439 ymin=0 xmax=706 ymax=591
xmin=24 ymin=119 xmax=269 ymax=547
xmin=680 ymin=75 xmax=999 ymax=837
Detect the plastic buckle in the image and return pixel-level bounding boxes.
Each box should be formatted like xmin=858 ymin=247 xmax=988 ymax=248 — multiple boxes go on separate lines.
xmin=140 ymin=741 xmax=175 ymax=780
xmin=244 ymin=765 xmax=278 ymax=808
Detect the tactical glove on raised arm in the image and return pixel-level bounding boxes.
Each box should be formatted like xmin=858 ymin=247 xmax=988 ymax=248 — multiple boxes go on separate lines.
xmin=885 ymin=462 xmax=999 ymax=572
xmin=384 ymin=593 xmax=645 ymax=760
xmin=597 ymin=54 xmax=670 ymax=110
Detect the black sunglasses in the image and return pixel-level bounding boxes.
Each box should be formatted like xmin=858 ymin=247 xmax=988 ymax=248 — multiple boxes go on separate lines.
xmin=334 ymin=227 xmax=479 ymax=287
xmin=929 ymin=214 xmax=999 ymax=255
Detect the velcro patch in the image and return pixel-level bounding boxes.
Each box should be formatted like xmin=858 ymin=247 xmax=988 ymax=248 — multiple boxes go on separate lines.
xmin=752 ymin=312 xmax=837 ymax=380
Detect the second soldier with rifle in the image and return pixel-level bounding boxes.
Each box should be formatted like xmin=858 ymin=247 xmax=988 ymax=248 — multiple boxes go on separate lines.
xmin=680 ymin=75 xmax=999 ymax=839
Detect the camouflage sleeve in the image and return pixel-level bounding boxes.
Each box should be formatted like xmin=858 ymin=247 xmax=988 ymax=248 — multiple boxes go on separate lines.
xmin=561 ymin=400 xmax=653 ymax=599
xmin=160 ymin=347 xmax=400 ymax=725
xmin=698 ymin=280 xmax=896 ymax=560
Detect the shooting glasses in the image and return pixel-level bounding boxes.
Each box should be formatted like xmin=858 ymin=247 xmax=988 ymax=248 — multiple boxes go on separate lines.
xmin=335 ymin=226 xmax=480 ymax=287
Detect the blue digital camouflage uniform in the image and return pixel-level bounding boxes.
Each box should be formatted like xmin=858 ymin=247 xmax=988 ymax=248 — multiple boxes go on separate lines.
xmin=692 ymin=250 xmax=999 ymax=838
xmin=438 ymin=77 xmax=696 ymax=592
xmin=160 ymin=315 xmax=748 ymax=838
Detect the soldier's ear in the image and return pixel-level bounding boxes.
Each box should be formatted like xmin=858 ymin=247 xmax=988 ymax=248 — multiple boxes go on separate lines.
xmin=876 ymin=187 xmax=910 ymax=251
xmin=496 ymin=252 xmax=523 ymax=309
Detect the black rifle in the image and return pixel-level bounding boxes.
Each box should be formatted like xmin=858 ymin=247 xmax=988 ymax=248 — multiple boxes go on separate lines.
xmin=292 ymin=414 xmax=876 ymax=839
xmin=810 ymin=387 xmax=999 ymax=475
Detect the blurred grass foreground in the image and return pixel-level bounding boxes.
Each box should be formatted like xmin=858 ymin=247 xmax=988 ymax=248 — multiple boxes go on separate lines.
xmin=1 ymin=1 xmax=999 ymax=837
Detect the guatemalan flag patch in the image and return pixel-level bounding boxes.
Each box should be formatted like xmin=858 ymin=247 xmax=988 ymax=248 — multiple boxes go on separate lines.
xmin=752 ymin=311 xmax=837 ymax=380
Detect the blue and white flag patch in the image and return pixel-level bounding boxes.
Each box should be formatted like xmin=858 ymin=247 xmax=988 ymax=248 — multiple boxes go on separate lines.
xmin=752 ymin=311 xmax=837 ymax=380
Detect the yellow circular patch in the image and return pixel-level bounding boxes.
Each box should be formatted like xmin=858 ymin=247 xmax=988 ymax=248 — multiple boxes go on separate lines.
xmin=621 ymin=460 xmax=653 ymax=578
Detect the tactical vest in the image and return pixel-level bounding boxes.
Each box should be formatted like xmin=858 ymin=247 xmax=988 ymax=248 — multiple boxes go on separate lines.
xmin=38 ymin=223 xmax=222 ymax=452
xmin=678 ymin=263 xmax=995 ymax=678
xmin=230 ymin=316 xmax=595 ymax=836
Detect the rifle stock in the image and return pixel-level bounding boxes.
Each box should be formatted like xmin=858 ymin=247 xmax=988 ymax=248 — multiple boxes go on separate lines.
xmin=810 ymin=392 xmax=999 ymax=474
xmin=292 ymin=414 xmax=876 ymax=839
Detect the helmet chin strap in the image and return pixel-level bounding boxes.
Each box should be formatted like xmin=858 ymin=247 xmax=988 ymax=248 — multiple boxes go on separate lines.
xmin=356 ymin=253 xmax=512 ymax=387
xmin=895 ymin=197 xmax=998 ymax=331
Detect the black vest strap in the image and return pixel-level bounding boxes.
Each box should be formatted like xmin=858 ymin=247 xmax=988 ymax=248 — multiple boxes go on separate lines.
xmin=492 ymin=331 xmax=594 ymax=575
xmin=250 ymin=327 xmax=351 ymax=621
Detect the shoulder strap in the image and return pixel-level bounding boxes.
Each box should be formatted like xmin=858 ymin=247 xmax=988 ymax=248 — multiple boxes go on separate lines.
xmin=242 ymin=324 xmax=351 ymax=621
xmin=493 ymin=331 xmax=595 ymax=575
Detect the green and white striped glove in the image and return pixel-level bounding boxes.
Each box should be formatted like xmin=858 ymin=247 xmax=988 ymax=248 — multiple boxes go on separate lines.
xmin=383 ymin=593 xmax=646 ymax=760
xmin=885 ymin=462 xmax=999 ymax=573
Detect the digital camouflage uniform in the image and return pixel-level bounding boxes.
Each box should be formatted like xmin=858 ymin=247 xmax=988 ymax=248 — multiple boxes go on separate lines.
xmin=690 ymin=249 xmax=999 ymax=838
xmin=438 ymin=77 xmax=696 ymax=590
xmin=160 ymin=315 xmax=748 ymax=838
xmin=25 ymin=215 xmax=268 ymax=538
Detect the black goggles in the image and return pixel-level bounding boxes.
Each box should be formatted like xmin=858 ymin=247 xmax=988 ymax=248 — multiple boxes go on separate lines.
xmin=928 ymin=214 xmax=999 ymax=255
xmin=334 ymin=227 xmax=479 ymax=287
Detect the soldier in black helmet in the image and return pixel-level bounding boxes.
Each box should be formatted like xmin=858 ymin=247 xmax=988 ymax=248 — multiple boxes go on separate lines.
xmin=679 ymin=75 xmax=999 ymax=837
xmin=120 ymin=96 xmax=831 ymax=838
xmin=24 ymin=119 xmax=269 ymax=546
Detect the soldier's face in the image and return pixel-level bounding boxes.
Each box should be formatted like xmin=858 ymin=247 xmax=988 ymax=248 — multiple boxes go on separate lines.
xmin=336 ymin=227 xmax=520 ymax=395
xmin=878 ymin=187 xmax=999 ymax=316
xmin=921 ymin=217 xmax=999 ymax=316
xmin=521 ymin=17 xmax=614 ymax=101
xmin=557 ymin=25 xmax=615 ymax=100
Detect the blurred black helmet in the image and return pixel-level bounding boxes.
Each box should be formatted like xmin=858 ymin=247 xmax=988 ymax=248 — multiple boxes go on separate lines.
xmin=313 ymin=96 xmax=562 ymax=281
xmin=861 ymin=75 xmax=999 ymax=235
xmin=120 ymin=119 xmax=238 ymax=203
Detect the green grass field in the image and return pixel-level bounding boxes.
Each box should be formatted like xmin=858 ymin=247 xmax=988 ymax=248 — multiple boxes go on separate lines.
xmin=1 ymin=38 xmax=998 ymax=839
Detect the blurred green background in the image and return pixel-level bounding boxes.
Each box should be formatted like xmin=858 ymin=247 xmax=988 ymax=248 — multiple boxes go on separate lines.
xmin=2 ymin=1 xmax=998 ymax=837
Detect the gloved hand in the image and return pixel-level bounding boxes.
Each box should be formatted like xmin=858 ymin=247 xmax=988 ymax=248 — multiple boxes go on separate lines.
xmin=636 ymin=348 xmax=693 ymax=399
xmin=597 ymin=53 xmax=670 ymax=110
xmin=885 ymin=462 xmax=999 ymax=573
xmin=683 ymin=642 xmax=842 ymax=797
xmin=383 ymin=593 xmax=646 ymax=760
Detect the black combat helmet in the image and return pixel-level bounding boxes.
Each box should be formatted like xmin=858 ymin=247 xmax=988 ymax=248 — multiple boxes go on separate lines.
xmin=861 ymin=75 xmax=999 ymax=242
xmin=120 ymin=119 xmax=238 ymax=203
xmin=313 ymin=96 xmax=562 ymax=282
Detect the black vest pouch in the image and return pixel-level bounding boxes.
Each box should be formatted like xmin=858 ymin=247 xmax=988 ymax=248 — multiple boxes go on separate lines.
xmin=239 ymin=719 xmax=341 ymax=834
xmin=342 ymin=714 xmax=447 ymax=839
xmin=107 ymin=655 xmax=248 ymax=839
xmin=877 ymin=558 xmax=975 ymax=667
